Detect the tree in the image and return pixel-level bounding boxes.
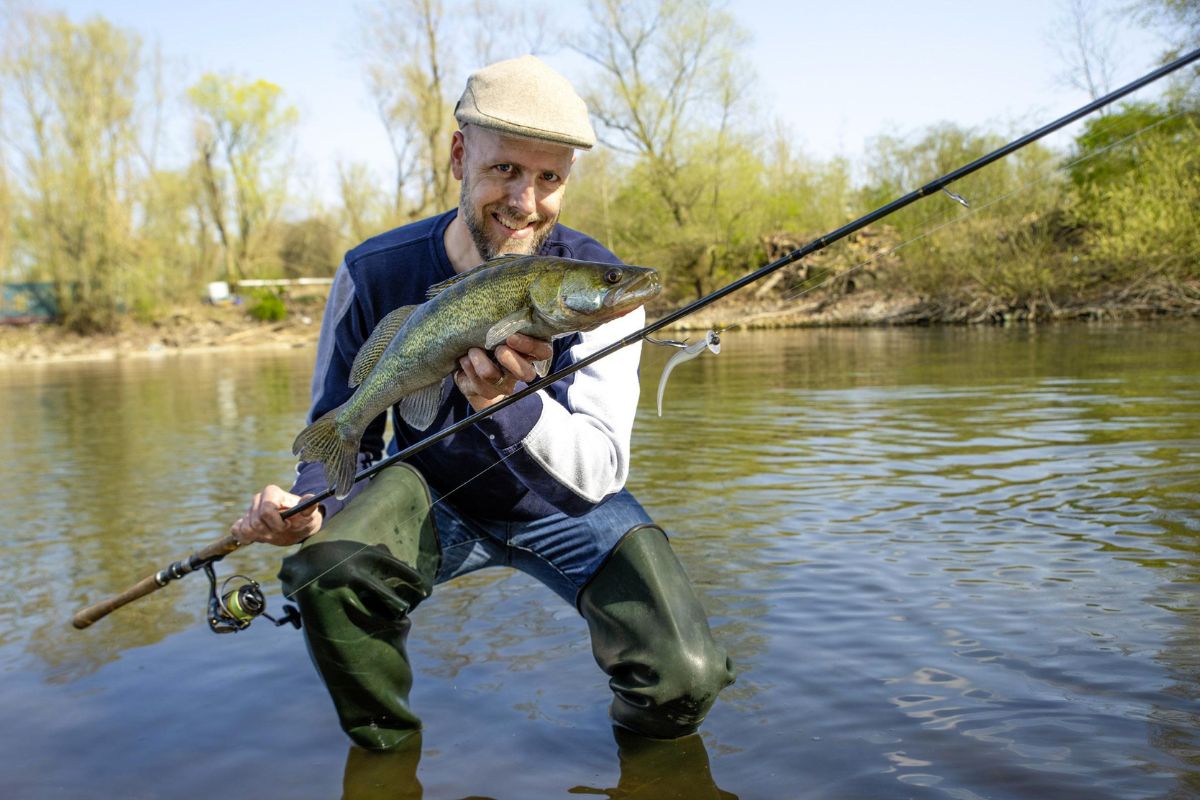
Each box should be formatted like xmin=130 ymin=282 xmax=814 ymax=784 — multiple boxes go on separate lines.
xmin=187 ymin=73 xmax=298 ymax=281
xmin=0 ymin=7 xmax=143 ymax=331
xmin=358 ymin=0 xmax=456 ymax=221
xmin=336 ymin=160 xmax=389 ymax=246
xmin=1050 ymin=0 xmax=1119 ymax=104
xmin=1138 ymin=0 xmax=1200 ymax=55
xmin=0 ymin=145 xmax=12 ymax=281
xmin=574 ymin=0 xmax=747 ymax=224
xmin=278 ymin=215 xmax=337 ymax=279
xmin=570 ymin=0 xmax=755 ymax=298
xmin=355 ymin=0 xmax=558 ymax=222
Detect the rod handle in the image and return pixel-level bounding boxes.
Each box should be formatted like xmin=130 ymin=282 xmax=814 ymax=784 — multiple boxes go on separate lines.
xmin=72 ymin=534 xmax=242 ymax=630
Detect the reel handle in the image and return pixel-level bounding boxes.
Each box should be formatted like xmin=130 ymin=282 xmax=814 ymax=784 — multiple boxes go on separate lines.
xmin=72 ymin=534 xmax=242 ymax=629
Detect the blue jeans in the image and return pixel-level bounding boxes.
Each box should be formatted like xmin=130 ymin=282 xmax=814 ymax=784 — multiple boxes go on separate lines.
xmin=431 ymin=488 xmax=654 ymax=605
xmin=280 ymin=468 xmax=733 ymax=746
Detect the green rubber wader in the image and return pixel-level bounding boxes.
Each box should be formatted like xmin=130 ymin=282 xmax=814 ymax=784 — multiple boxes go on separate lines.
xmin=277 ymin=464 xmax=440 ymax=750
xmin=578 ymin=525 xmax=736 ymax=739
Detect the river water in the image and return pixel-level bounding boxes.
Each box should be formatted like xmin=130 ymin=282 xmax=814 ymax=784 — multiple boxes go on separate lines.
xmin=0 ymin=322 xmax=1197 ymax=799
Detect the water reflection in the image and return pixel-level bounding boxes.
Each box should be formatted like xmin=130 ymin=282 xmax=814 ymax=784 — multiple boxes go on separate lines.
xmin=339 ymin=728 xmax=737 ymax=800
xmin=342 ymin=735 xmax=424 ymax=800
xmin=2 ymin=323 xmax=1199 ymax=798
xmin=570 ymin=728 xmax=738 ymax=800
xmin=0 ymin=351 xmax=314 ymax=680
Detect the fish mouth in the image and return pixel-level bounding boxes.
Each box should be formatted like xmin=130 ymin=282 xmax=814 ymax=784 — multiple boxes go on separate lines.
xmin=603 ymin=269 xmax=662 ymax=310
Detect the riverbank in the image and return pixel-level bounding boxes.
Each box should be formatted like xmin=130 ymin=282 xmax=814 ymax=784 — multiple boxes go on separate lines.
xmin=0 ymin=303 xmax=321 ymax=364
xmin=2 ymin=284 xmax=1197 ymax=364
xmin=668 ymin=279 xmax=1200 ymax=331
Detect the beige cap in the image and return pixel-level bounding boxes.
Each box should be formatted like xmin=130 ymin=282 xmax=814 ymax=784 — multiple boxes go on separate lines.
xmin=454 ymin=55 xmax=596 ymax=150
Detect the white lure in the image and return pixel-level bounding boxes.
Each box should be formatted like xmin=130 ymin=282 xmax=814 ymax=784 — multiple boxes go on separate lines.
xmin=655 ymin=329 xmax=722 ymax=417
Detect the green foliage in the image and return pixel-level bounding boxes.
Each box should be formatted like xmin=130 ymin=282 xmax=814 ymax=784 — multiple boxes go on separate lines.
xmin=0 ymin=1 xmax=1195 ymax=332
xmin=852 ymin=123 xmax=1072 ymax=307
xmin=246 ymin=288 xmax=287 ymax=322
xmin=0 ymin=154 xmax=12 ymax=281
xmin=187 ymin=73 xmax=299 ymax=281
xmin=1068 ymin=102 xmax=1193 ymax=188
xmin=1 ymin=9 xmax=142 ymax=332
xmin=1078 ymin=117 xmax=1200 ymax=286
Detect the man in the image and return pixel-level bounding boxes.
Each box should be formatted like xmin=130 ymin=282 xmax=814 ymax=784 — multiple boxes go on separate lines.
xmin=231 ymin=55 xmax=733 ymax=750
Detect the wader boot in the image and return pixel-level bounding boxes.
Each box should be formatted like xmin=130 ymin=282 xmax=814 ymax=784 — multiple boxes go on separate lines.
xmin=578 ymin=524 xmax=735 ymax=739
xmin=277 ymin=464 xmax=439 ymax=750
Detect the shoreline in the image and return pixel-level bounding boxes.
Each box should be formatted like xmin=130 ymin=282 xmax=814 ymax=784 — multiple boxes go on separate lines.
xmin=2 ymin=289 xmax=1196 ymax=366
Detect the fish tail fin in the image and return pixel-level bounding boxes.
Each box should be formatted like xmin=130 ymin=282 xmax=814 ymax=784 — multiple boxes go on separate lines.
xmin=292 ymin=410 xmax=360 ymax=499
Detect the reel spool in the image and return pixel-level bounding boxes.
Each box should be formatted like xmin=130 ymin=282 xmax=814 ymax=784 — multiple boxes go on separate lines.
xmin=204 ymin=563 xmax=301 ymax=633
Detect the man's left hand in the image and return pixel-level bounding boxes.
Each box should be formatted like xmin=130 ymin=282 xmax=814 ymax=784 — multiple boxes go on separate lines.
xmin=455 ymin=333 xmax=553 ymax=412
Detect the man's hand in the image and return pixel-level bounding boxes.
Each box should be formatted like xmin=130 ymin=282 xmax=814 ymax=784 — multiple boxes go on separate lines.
xmin=454 ymin=333 xmax=553 ymax=412
xmin=230 ymin=485 xmax=322 ymax=547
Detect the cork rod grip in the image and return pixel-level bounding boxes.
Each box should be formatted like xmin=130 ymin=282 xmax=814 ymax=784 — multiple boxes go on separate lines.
xmin=72 ymin=534 xmax=242 ymax=630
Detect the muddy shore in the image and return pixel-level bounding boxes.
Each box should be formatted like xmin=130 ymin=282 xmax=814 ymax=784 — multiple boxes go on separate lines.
xmin=1 ymin=287 xmax=1196 ymax=365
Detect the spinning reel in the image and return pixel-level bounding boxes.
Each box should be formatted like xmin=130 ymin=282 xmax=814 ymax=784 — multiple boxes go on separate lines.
xmin=203 ymin=562 xmax=301 ymax=634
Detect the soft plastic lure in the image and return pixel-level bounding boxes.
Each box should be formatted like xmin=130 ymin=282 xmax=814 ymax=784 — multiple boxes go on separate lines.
xmin=649 ymin=330 xmax=722 ymax=417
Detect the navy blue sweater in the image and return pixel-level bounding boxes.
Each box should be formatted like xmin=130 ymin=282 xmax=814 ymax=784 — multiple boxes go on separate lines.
xmin=291 ymin=209 xmax=646 ymax=521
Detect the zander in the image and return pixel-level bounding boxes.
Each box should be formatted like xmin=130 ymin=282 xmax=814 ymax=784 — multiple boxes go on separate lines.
xmin=293 ymin=255 xmax=661 ymax=498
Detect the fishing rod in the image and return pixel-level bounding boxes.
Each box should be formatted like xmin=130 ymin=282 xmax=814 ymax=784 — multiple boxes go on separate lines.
xmin=71 ymin=46 xmax=1200 ymax=632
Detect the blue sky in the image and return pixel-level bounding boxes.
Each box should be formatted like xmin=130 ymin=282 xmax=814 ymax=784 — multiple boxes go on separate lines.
xmin=53 ymin=0 xmax=1172 ymax=202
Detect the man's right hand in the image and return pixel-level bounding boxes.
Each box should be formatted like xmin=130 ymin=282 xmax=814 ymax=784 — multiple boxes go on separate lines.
xmin=230 ymin=485 xmax=322 ymax=547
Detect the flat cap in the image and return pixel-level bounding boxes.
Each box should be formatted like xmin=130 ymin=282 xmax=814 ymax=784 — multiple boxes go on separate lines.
xmin=454 ymin=55 xmax=596 ymax=150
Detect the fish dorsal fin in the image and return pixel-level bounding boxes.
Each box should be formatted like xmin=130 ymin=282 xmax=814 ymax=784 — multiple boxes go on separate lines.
xmin=350 ymin=304 xmax=417 ymax=387
xmin=484 ymin=308 xmax=534 ymax=349
xmin=425 ymin=255 xmax=524 ymax=300
xmin=397 ymin=377 xmax=449 ymax=431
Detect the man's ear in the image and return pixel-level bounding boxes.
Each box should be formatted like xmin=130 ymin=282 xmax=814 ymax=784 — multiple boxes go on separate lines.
xmin=450 ymin=129 xmax=467 ymax=181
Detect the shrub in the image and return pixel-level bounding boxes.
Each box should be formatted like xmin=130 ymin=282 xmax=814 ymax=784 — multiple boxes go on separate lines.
xmin=247 ymin=288 xmax=287 ymax=322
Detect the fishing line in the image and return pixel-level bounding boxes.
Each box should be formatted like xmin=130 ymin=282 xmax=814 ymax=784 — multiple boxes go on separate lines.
xmin=272 ymin=50 xmax=1200 ymax=527
xmin=278 ymin=97 xmax=1191 ymax=609
xmin=70 ymin=47 xmax=1200 ymax=631
xmin=276 ymin=413 xmax=582 ymax=602
xmin=845 ymin=100 xmax=1194 ymax=268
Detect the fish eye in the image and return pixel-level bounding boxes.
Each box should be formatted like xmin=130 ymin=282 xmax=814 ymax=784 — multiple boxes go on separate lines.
xmin=604 ymin=268 xmax=622 ymax=285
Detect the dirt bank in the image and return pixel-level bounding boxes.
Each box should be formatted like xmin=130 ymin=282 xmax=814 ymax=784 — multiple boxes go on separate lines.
xmin=0 ymin=303 xmax=321 ymax=364
xmin=3 ymin=285 xmax=1197 ymax=365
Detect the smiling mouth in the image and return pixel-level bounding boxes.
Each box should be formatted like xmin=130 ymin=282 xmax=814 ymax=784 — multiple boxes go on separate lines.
xmin=493 ymin=212 xmax=537 ymax=236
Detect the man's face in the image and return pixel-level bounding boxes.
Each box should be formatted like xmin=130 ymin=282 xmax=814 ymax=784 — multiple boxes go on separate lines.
xmin=452 ymin=126 xmax=575 ymax=260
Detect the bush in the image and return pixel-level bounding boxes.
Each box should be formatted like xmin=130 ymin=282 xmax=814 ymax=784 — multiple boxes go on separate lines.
xmin=247 ymin=288 xmax=287 ymax=322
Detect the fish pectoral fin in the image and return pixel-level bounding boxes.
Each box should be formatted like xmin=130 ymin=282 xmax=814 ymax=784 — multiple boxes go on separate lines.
xmin=532 ymin=357 xmax=551 ymax=378
xmin=484 ymin=310 xmax=534 ymax=350
xmin=397 ymin=379 xmax=446 ymax=431
xmin=350 ymin=305 xmax=418 ymax=387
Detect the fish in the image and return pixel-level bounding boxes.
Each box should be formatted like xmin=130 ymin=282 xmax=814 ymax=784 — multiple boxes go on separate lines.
xmin=655 ymin=330 xmax=721 ymax=417
xmin=293 ymin=254 xmax=662 ymax=498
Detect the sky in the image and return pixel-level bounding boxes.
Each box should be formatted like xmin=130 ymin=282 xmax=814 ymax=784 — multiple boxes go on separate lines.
xmin=50 ymin=0 xmax=1174 ymax=203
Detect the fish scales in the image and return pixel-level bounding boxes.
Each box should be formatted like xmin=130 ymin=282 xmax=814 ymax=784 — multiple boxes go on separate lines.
xmin=293 ymin=255 xmax=661 ymax=498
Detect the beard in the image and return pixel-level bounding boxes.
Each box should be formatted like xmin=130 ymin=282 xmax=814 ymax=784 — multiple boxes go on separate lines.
xmin=459 ymin=180 xmax=557 ymax=261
